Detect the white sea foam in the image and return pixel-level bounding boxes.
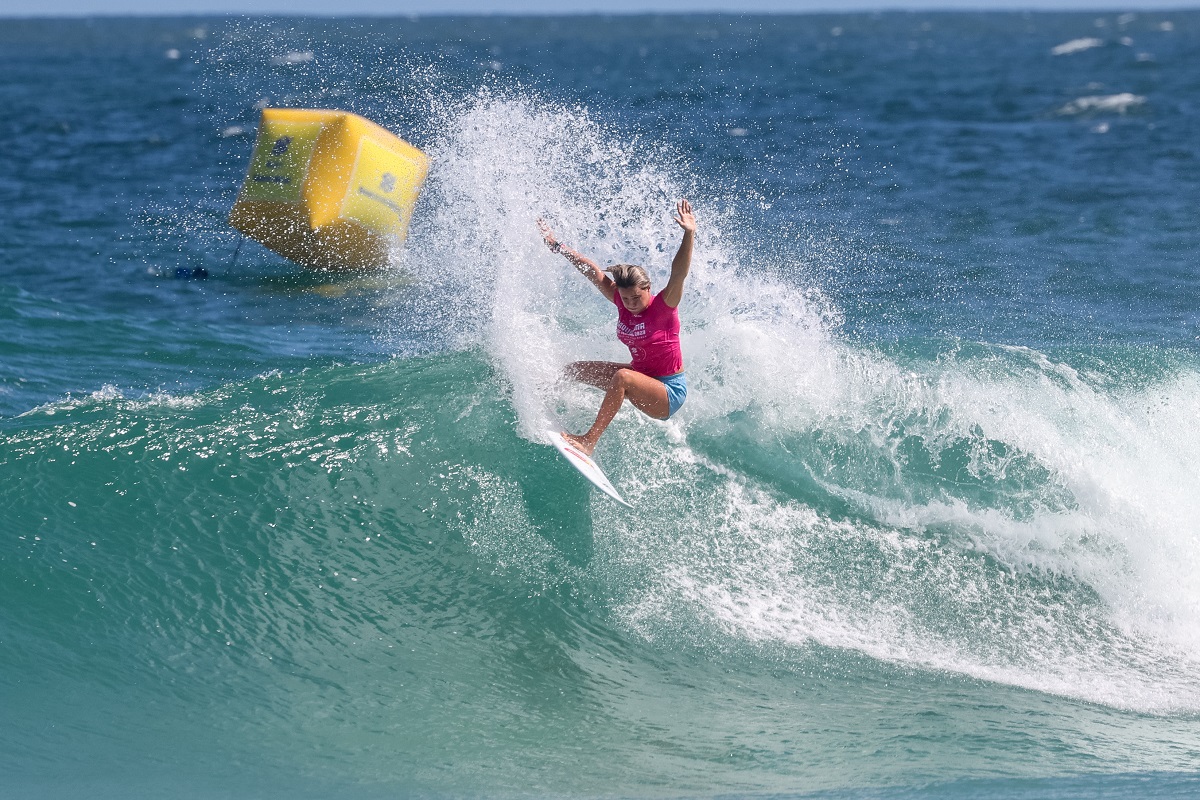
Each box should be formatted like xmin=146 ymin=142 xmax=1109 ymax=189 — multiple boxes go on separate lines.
xmin=601 ymin=346 xmax=1200 ymax=711
xmin=1051 ymin=37 xmax=1103 ymax=56
xmin=1057 ymin=93 xmax=1146 ymax=116
xmin=400 ymin=89 xmax=1200 ymax=714
xmin=19 ymin=384 xmax=125 ymax=416
xmin=17 ymin=384 xmax=206 ymax=417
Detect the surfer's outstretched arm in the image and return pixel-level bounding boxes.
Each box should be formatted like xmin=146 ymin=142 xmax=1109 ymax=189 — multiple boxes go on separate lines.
xmin=660 ymin=199 xmax=695 ymax=309
xmin=538 ymin=220 xmax=615 ymax=302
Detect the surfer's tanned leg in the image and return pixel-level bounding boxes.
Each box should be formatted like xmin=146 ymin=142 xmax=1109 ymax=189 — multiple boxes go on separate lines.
xmin=564 ymin=367 xmax=669 ymax=456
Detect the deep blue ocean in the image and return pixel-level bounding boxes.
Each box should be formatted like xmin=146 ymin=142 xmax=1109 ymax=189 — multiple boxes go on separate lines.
xmin=2 ymin=11 xmax=1200 ymax=799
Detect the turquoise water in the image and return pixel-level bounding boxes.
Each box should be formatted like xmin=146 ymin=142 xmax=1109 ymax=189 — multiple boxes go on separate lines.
xmin=2 ymin=13 xmax=1200 ymax=798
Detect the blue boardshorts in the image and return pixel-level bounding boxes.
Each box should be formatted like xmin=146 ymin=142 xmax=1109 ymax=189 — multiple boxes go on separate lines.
xmin=655 ymin=371 xmax=688 ymax=419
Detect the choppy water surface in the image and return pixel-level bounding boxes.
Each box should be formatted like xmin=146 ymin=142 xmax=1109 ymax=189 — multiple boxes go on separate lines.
xmin=2 ymin=12 xmax=1199 ymax=799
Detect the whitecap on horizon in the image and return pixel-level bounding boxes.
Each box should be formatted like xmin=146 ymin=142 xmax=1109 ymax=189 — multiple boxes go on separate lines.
xmin=1058 ymin=92 xmax=1146 ymax=116
xmin=1051 ymin=37 xmax=1103 ymax=56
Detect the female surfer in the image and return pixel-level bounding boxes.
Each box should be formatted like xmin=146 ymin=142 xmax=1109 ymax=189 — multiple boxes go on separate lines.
xmin=538 ymin=199 xmax=696 ymax=457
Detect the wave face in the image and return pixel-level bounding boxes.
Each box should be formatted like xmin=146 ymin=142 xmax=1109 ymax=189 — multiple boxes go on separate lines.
xmin=3 ymin=13 xmax=1200 ymax=800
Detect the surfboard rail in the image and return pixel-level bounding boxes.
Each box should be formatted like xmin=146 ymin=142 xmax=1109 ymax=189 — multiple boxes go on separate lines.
xmin=547 ymin=430 xmax=633 ymax=508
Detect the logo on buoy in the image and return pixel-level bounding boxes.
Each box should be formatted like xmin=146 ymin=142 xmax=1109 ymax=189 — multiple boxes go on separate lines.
xmin=270 ymin=136 xmax=292 ymax=156
xmin=380 ymin=172 xmax=396 ymax=193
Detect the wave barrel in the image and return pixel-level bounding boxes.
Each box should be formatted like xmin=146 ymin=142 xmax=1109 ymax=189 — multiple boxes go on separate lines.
xmin=228 ymin=108 xmax=429 ymax=271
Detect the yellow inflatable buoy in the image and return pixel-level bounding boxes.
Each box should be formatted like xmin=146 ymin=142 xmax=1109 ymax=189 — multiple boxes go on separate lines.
xmin=229 ymin=108 xmax=429 ymax=271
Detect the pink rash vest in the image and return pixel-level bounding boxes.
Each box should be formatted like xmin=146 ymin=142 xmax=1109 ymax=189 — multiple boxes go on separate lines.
xmin=613 ymin=289 xmax=684 ymax=378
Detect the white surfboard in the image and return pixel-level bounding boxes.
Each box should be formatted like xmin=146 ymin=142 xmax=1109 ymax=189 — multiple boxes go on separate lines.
xmin=547 ymin=430 xmax=633 ymax=508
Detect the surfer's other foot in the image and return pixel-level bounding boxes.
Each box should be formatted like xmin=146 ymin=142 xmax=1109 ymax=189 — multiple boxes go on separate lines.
xmin=562 ymin=432 xmax=596 ymax=457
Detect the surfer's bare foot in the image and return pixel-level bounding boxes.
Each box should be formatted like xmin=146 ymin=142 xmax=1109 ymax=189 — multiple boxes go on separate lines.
xmin=562 ymin=432 xmax=596 ymax=457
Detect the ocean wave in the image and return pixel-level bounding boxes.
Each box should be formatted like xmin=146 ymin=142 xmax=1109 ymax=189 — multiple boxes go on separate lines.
xmin=389 ymin=90 xmax=1200 ymax=713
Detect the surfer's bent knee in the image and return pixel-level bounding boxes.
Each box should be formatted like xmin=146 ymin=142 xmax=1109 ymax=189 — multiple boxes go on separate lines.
xmin=611 ymin=368 xmax=636 ymax=389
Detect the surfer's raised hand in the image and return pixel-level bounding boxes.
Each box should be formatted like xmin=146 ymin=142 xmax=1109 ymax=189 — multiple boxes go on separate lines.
xmin=537 ymin=219 xmax=562 ymax=253
xmin=662 ymin=199 xmax=695 ymax=309
xmin=674 ymin=199 xmax=696 ymax=234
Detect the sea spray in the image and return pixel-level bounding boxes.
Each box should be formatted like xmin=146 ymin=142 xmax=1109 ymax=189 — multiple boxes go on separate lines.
xmin=391 ymin=89 xmax=1200 ymax=714
xmin=401 ymin=90 xmax=691 ymax=437
xmin=7 ymin=15 xmax=1200 ymax=796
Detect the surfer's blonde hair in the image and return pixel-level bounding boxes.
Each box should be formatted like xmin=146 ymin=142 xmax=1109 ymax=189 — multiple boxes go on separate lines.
xmin=605 ymin=263 xmax=651 ymax=290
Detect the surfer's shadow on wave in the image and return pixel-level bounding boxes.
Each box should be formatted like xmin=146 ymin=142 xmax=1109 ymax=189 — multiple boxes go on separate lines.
xmin=513 ymin=437 xmax=598 ymax=568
